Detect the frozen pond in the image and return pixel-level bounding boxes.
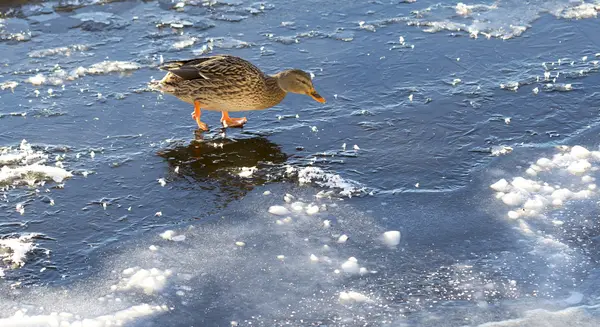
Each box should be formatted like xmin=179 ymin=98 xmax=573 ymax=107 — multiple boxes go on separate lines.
xmin=2 ymin=0 xmax=600 ymax=326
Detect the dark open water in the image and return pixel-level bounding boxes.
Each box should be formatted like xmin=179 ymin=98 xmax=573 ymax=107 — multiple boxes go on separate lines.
xmin=2 ymin=0 xmax=600 ymax=326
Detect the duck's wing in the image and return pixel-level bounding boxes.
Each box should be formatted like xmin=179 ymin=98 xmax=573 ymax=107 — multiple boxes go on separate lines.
xmin=159 ymin=55 xmax=259 ymax=81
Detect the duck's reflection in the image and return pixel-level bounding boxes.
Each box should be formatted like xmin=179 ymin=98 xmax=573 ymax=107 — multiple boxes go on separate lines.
xmin=157 ymin=135 xmax=289 ymax=204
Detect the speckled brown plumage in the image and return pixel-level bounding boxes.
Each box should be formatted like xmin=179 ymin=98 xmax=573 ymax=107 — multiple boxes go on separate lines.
xmin=157 ymin=55 xmax=286 ymax=112
xmin=150 ymin=54 xmax=326 ymax=131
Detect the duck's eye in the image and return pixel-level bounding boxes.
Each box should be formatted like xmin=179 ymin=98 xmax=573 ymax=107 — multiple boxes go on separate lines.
xmin=296 ymin=79 xmax=311 ymax=87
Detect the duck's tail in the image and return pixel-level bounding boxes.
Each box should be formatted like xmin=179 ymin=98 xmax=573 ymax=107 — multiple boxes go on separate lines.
xmin=147 ymin=78 xmax=164 ymax=92
xmin=147 ymin=76 xmax=177 ymax=94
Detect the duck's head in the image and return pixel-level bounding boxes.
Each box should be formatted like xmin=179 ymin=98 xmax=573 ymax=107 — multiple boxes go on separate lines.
xmin=275 ymin=69 xmax=326 ymax=103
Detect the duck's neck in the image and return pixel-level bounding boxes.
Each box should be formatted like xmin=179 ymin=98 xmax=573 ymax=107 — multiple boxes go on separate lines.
xmin=263 ymin=74 xmax=287 ymax=108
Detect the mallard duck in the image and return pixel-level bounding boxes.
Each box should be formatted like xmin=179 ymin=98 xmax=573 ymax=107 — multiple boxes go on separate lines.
xmin=151 ymin=54 xmax=326 ymax=131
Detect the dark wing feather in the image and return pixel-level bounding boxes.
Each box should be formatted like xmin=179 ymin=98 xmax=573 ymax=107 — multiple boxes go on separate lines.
xmin=159 ymin=57 xmax=216 ymax=81
xmin=159 ymin=55 xmax=264 ymax=83
xmin=166 ymin=67 xmax=210 ymax=81
xmin=159 ymin=57 xmax=213 ymax=70
xmin=159 ymin=55 xmax=245 ymax=81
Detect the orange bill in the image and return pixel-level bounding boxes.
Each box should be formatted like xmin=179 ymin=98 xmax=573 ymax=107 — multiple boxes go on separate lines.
xmin=310 ymin=91 xmax=326 ymax=103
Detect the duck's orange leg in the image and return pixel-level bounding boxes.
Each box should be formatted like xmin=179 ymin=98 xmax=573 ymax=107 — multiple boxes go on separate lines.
xmin=192 ymin=101 xmax=208 ymax=131
xmin=220 ymin=111 xmax=247 ymax=128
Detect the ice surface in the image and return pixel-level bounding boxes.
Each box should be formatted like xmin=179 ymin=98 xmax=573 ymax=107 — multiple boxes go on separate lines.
xmin=0 ymin=304 xmax=169 ymax=327
xmin=0 ymin=188 xmax=396 ymax=326
xmin=479 ymin=304 xmax=600 ymax=327
xmin=371 ymin=0 xmax=600 ymax=40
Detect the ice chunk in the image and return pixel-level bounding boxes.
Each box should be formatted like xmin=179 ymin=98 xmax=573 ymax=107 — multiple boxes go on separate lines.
xmin=491 ymin=146 xmax=513 ymax=156
xmin=507 ymin=211 xmax=520 ymax=219
xmin=159 ymin=230 xmax=175 ymax=240
xmin=28 ymin=44 xmax=88 ymax=58
xmin=490 ymin=178 xmax=510 ymax=192
xmin=27 ymin=74 xmax=46 ymax=85
xmin=117 ymin=267 xmax=172 ymax=294
xmin=571 ymin=145 xmax=590 ymax=159
xmin=172 ymin=37 xmax=197 ymax=50
xmin=283 ymin=193 xmax=294 ymax=203
xmin=291 ymin=201 xmax=305 ymax=211
xmin=536 ymin=157 xmax=553 ymax=168
xmin=382 ymin=230 xmax=401 ymax=247
xmin=572 ymin=190 xmax=591 ymax=199
xmin=525 ymin=167 xmax=537 ymax=176
xmin=293 ymin=166 xmax=362 ymax=197
xmin=337 ymin=234 xmax=349 ymax=243
xmin=567 ymin=160 xmax=591 ymax=175
xmin=511 ymin=177 xmax=539 ymax=192
xmin=0 ymin=233 xmax=39 ymax=268
xmin=238 ymin=167 xmax=256 ymax=178
xmin=341 ymin=257 xmax=360 ymax=274
xmin=0 ymin=140 xmax=72 ymax=187
xmin=339 ymin=291 xmax=371 ymax=304
xmin=523 ymin=196 xmax=546 ymax=211
xmin=582 ymin=175 xmax=594 ymax=183
xmin=551 ymin=189 xmax=572 ymax=201
xmin=501 ymin=191 xmax=527 ymax=206
xmin=561 ymin=3 xmax=599 ymax=19
xmin=268 ymin=206 xmax=290 ymax=216
xmin=305 ymin=204 xmax=319 ymax=215
xmin=1 ymin=81 xmax=18 ymax=91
